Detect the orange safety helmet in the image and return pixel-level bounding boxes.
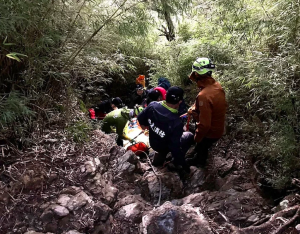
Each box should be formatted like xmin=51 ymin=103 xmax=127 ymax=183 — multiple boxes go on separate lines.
xmin=136 ymin=75 xmax=146 ymax=88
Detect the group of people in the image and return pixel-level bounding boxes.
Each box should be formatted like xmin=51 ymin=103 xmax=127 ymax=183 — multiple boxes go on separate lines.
xmin=95 ymin=57 xmax=227 ymax=178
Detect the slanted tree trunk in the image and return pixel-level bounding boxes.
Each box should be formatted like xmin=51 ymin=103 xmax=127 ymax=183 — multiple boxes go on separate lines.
xmin=163 ymin=8 xmax=175 ymax=41
xmin=158 ymin=0 xmax=175 ymax=41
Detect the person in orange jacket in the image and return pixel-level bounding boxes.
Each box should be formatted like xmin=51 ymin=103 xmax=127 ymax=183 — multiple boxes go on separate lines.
xmin=186 ymin=57 xmax=227 ymax=167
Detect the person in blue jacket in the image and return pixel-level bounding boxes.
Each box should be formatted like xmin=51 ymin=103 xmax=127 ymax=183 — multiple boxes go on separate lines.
xmin=137 ymin=86 xmax=194 ymax=174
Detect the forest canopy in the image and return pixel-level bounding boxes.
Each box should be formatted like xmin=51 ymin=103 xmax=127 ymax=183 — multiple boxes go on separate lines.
xmin=0 ymin=0 xmax=299 ymax=189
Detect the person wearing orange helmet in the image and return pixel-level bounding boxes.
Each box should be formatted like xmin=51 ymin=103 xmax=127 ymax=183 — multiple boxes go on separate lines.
xmin=186 ymin=57 xmax=227 ymax=167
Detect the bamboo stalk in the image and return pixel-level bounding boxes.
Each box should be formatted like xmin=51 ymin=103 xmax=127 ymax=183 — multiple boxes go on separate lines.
xmin=62 ymin=0 xmax=129 ymax=69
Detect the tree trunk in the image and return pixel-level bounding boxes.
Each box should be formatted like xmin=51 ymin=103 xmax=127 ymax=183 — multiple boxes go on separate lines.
xmin=163 ymin=9 xmax=175 ymax=41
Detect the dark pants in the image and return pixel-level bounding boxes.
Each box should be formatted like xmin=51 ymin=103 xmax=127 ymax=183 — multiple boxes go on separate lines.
xmin=152 ymin=132 xmax=194 ymax=166
xmin=116 ymin=136 xmax=123 ymax=146
xmin=193 ymin=138 xmax=218 ymax=166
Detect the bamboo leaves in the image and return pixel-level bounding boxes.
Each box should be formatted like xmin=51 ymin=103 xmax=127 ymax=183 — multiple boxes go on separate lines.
xmin=6 ymin=52 xmax=27 ymax=62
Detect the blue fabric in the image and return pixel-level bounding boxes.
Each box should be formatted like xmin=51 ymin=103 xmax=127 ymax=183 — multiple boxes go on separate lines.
xmin=158 ymin=77 xmax=171 ymax=91
xmin=137 ymin=102 xmax=186 ymax=167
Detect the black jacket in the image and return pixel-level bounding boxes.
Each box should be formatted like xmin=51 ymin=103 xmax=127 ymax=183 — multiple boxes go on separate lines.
xmin=137 ymin=101 xmax=186 ymax=167
xmin=94 ymin=100 xmax=113 ymax=114
xmin=130 ymin=90 xmax=148 ymax=108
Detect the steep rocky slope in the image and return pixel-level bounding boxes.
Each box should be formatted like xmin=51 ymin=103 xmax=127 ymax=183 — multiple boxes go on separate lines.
xmin=0 ymin=130 xmax=299 ymax=234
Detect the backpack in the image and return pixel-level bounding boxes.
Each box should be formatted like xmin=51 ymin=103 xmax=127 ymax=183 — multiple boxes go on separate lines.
xmin=157 ymin=77 xmax=171 ymax=90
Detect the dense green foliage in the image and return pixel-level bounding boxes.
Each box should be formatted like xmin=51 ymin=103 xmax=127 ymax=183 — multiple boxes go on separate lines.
xmin=0 ymin=0 xmax=299 ymax=189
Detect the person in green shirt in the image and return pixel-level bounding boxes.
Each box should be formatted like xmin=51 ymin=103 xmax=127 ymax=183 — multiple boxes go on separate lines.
xmin=101 ymin=106 xmax=144 ymax=146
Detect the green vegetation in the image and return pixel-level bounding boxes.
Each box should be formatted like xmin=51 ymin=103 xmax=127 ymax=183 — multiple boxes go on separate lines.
xmin=0 ymin=0 xmax=299 ymax=189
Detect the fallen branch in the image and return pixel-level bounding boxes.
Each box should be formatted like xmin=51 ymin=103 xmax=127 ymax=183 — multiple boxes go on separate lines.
xmin=272 ymin=207 xmax=300 ymax=234
xmin=228 ymin=205 xmax=300 ymax=234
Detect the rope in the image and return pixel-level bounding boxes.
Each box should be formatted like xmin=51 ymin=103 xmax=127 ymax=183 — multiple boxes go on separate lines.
xmin=134 ymin=150 xmax=162 ymax=207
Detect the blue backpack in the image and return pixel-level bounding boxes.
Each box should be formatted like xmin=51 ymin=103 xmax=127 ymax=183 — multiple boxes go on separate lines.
xmin=158 ymin=77 xmax=171 ymax=90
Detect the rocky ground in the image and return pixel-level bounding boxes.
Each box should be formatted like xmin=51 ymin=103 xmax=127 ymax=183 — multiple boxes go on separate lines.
xmin=0 ymin=129 xmax=299 ymax=234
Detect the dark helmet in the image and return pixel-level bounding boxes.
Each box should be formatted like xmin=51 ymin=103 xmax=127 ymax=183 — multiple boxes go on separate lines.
xmin=111 ymin=97 xmax=123 ymax=108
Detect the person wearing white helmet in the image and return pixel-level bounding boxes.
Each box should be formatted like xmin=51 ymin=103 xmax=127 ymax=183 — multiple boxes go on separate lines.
xmin=186 ymin=57 xmax=227 ymax=167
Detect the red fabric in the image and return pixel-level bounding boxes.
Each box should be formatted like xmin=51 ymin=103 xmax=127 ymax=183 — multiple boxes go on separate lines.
xmin=127 ymin=142 xmax=148 ymax=155
xmin=154 ymin=87 xmax=166 ymax=100
xmin=96 ymin=112 xmax=106 ymax=120
xmin=89 ymin=108 xmax=96 ymax=119
xmin=89 ymin=108 xmax=106 ymax=120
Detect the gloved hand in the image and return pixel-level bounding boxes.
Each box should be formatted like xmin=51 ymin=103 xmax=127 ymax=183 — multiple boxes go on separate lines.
xmin=187 ymin=107 xmax=194 ymax=115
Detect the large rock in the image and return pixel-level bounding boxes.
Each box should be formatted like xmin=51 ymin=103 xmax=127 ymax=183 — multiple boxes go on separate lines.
xmin=184 ymin=166 xmax=206 ymax=195
xmin=61 ymin=186 xmax=82 ymax=195
xmin=50 ymin=204 xmax=69 ymax=217
xmin=141 ymin=202 xmax=213 ymax=234
xmin=57 ymin=194 xmax=72 ymax=207
xmin=87 ymin=173 xmax=118 ymax=206
xmin=172 ymin=192 xmax=208 ymax=207
xmin=92 ymin=215 xmax=114 ymax=234
xmin=139 ymin=170 xmax=183 ymax=203
xmin=66 ymin=191 xmax=92 ymax=211
xmin=114 ymin=194 xmax=152 ymax=210
xmin=40 ymin=209 xmax=55 ymax=223
xmin=115 ymin=202 xmax=147 ymax=223
xmin=81 ymin=158 xmax=101 ymax=174
xmin=64 ymin=231 xmax=84 ymax=234
xmin=212 ymin=157 xmax=235 ymax=177
xmin=86 ymin=201 xmax=112 ymax=221
xmin=24 ymin=231 xmax=54 ymax=234
xmin=115 ymin=151 xmax=139 ymax=180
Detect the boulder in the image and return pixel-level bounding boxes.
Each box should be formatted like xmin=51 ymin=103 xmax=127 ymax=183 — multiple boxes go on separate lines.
xmin=184 ymin=166 xmax=206 ymax=194
xmin=57 ymin=194 xmax=72 ymax=207
xmin=81 ymin=158 xmax=101 ymax=174
xmin=40 ymin=209 xmax=54 ymax=223
xmin=50 ymin=205 xmax=69 ymax=217
xmin=87 ymin=201 xmax=112 ymax=221
xmin=213 ymin=157 xmax=235 ymax=177
xmin=87 ymin=173 xmax=118 ymax=206
xmin=24 ymin=231 xmax=54 ymax=234
xmin=66 ymin=191 xmax=92 ymax=211
xmin=115 ymin=202 xmax=146 ymax=223
xmin=115 ymin=151 xmax=138 ymax=180
xmin=114 ymin=194 xmax=151 ymax=210
xmin=61 ymin=186 xmax=82 ymax=196
xmin=140 ymin=170 xmax=183 ymax=203
xmin=141 ymin=202 xmax=213 ymax=234
xmin=64 ymin=231 xmax=84 ymax=234
xmin=118 ymin=150 xmax=139 ymax=165
xmin=180 ymin=192 xmax=208 ymax=207
xmin=92 ymin=215 xmax=114 ymax=234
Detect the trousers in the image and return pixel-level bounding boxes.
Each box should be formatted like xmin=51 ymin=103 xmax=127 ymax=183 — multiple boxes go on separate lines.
xmin=152 ymin=132 xmax=194 ymax=166
xmin=194 ymin=137 xmax=218 ymax=166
